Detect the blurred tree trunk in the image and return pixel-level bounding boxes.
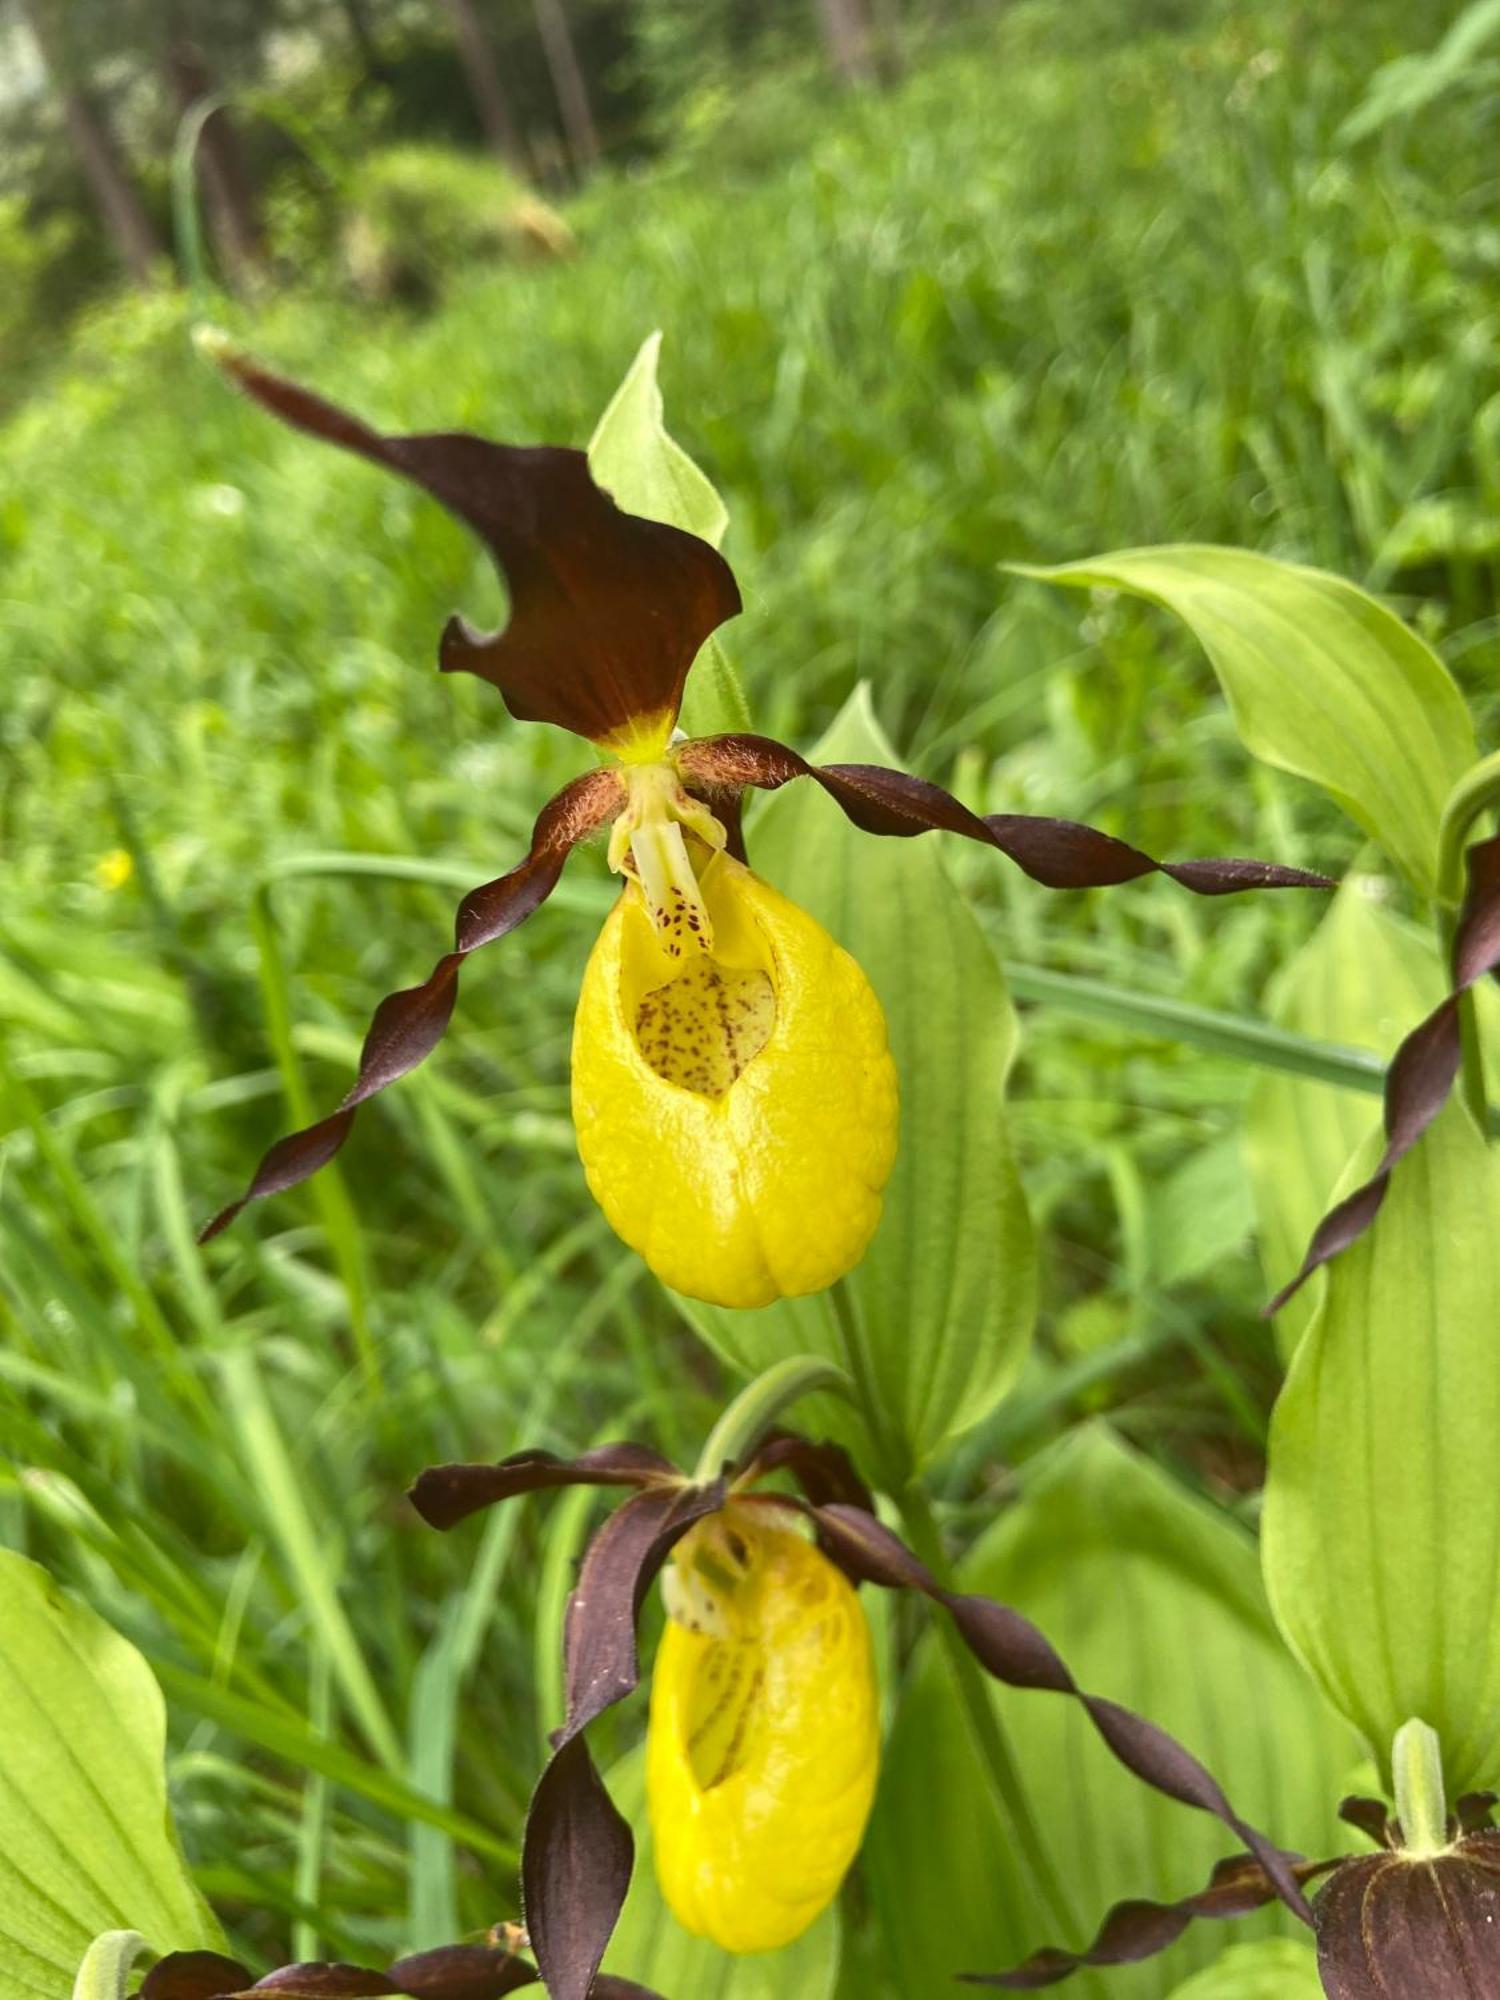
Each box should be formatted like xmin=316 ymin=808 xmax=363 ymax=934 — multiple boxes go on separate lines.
xmin=165 ymin=41 xmax=265 ymax=286
xmin=18 ymin=0 xmax=163 ymax=284
xmin=338 ymin=0 xmax=386 ymax=75
xmin=813 ymin=0 xmax=877 ymax=85
xmin=532 ymin=0 xmax=600 ymax=171
xmin=440 ymin=0 xmax=528 ymax=174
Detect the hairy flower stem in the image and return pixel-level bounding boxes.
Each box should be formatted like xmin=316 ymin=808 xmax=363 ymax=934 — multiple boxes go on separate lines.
xmin=895 ymin=1478 xmax=1078 ymax=1939
xmin=692 ymin=1355 xmax=855 ymax=1485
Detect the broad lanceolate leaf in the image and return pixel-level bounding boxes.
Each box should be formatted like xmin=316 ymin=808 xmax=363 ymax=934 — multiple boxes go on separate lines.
xmin=0 ymin=1552 xmax=222 ymax=1999
xmin=601 ymin=1749 xmax=840 ymax=2000
xmin=586 ymin=332 xmax=750 ymax=739
xmin=1245 ymin=882 xmax=1444 ymax=1356
xmin=1262 ymin=1100 xmax=1500 ymax=1796
xmin=1017 ymin=546 xmax=1476 ymax=897
xmin=210 ymin=341 xmax=741 ymax=745
xmin=680 ymin=685 xmax=1037 ymax=1482
xmin=862 ymin=1430 xmax=1353 ymax=2000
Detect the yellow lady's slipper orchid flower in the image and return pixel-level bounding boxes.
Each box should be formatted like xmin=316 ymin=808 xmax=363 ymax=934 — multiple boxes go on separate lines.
xmin=647 ymin=1503 xmax=879 ymax=1949
xmin=198 ymin=343 xmax=1328 ymax=1280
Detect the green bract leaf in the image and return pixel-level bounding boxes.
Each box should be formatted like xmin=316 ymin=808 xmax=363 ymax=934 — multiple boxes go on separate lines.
xmin=602 ymin=1748 xmax=840 ymax=1997
xmin=1016 ymin=546 xmax=1475 ymax=897
xmin=862 ymin=1428 xmax=1353 ymax=1998
xmin=71 ymin=1933 xmax=147 ymax=2000
xmin=678 ymin=685 xmax=1037 ymax=1483
xmin=588 ymin=330 xmax=750 ymax=738
xmin=1246 ymin=882 xmax=1444 ymax=1355
xmin=1166 ymin=1939 xmax=1324 ymax=1999
xmin=0 ymin=1552 xmax=222 ymax=1998
xmin=1263 ymin=1101 xmax=1500 ymax=1796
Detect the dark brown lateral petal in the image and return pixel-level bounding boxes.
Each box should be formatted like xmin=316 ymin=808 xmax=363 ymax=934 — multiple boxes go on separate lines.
xmin=964 ymin=1852 xmax=1336 ymax=1989
xmin=522 ymin=1734 xmax=635 ymax=2000
xmin=139 ymin=1956 xmax=254 ymax=2000
xmin=678 ymin=736 xmax=1333 ymax=894
xmin=409 ymin=1444 xmax=680 ymax=1531
xmin=810 ymin=1503 xmax=1312 ymax=1924
xmin=1339 ymin=1795 xmax=1395 ymax=1850
xmin=199 ymin=768 xmax=622 ymax=1242
xmin=1315 ymin=1834 xmax=1500 ymax=1998
xmin=387 ymin=1947 xmax=538 ymax=2000
xmin=1268 ymin=833 xmax=1500 ymax=1313
xmin=214 ymin=346 xmax=741 ymax=743
xmin=558 ymin=1479 xmax=726 ymax=1742
xmin=740 ymin=1432 xmax=876 ymax=1513
xmin=1457 ymin=1794 xmax=1499 ymax=1835
xmin=248 ymin=1970 xmax=397 ymax=1997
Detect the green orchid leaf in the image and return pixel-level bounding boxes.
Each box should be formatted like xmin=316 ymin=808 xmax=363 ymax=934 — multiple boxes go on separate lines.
xmin=1246 ymin=880 xmax=1445 ymax=1356
xmin=1017 ymin=546 xmax=1475 ymax=897
xmin=71 ymin=1934 xmax=147 ymax=2000
xmin=677 ymin=684 xmax=1037 ymax=1484
xmin=588 ymin=330 xmax=750 ymax=737
xmin=862 ymin=1427 xmax=1354 ymax=1999
xmin=602 ymin=1746 xmax=840 ymax=1997
xmin=0 ymin=1552 xmax=222 ymax=1999
xmin=1166 ymin=1939 xmax=1324 ymax=1999
xmin=1263 ymin=1100 xmax=1500 ymax=1796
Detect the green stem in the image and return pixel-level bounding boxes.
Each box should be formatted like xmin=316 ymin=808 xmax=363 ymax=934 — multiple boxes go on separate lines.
xmin=691 ymin=1355 xmax=854 ymax=1485
xmin=896 ymin=1480 xmax=1077 ymax=1939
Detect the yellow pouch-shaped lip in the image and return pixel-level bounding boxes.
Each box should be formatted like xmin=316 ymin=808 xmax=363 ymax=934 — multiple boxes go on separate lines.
xmin=570 ymin=853 xmax=898 ymax=1308
xmin=646 ymin=1505 xmax=880 ymax=1953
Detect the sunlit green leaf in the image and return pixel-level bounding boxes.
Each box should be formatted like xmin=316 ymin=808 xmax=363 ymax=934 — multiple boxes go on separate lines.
xmin=1017 ymin=546 xmax=1475 ymax=896
xmin=0 ymin=1552 xmax=222 ymax=1999
xmin=862 ymin=1428 xmax=1354 ymax=1999
xmin=1167 ymin=1939 xmax=1324 ymax=1999
xmin=677 ymin=685 xmax=1037 ymax=1483
xmin=602 ymin=1746 xmax=840 ymax=1997
xmin=587 ymin=330 xmax=749 ymax=736
xmin=1263 ymin=1101 xmax=1500 ymax=1795
xmin=1246 ymin=881 xmax=1445 ymax=1355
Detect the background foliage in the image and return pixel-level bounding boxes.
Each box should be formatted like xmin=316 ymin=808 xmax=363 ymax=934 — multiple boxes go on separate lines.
xmin=3 ymin=0 xmax=1498 ymax=1992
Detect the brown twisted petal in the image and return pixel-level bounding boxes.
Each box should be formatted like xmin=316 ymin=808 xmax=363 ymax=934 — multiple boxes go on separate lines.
xmin=737 ymin=1432 xmax=877 ymax=1513
xmin=1267 ymin=832 xmax=1500 ymax=1312
xmin=1314 ymin=1832 xmax=1500 ymax=1998
xmin=198 ymin=767 xmax=623 ymax=1242
xmin=409 ymin=1444 xmax=681 ymax=1531
xmin=677 ymin=735 xmax=1335 ymax=894
xmin=806 ymin=1502 xmax=1313 ymax=1925
xmin=964 ymin=1851 xmax=1337 ymax=1989
xmin=213 ymin=346 xmax=741 ymax=744
xmin=138 ymin=1956 xmax=255 ymax=2000
xmin=524 ymin=1480 xmax=726 ymax=2000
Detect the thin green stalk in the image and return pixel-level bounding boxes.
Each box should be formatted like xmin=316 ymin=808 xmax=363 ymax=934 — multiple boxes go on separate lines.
xmin=896 ymin=1480 xmax=1077 ymax=1939
xmin=691 ymin=1354 xmax=854 ymax=1485
xmin=292 ymin=1649 xmax=333 ymax=1961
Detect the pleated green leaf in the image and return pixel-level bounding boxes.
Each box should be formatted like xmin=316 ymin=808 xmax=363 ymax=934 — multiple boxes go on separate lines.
xmin=587 ymin=330 xmax=750 ymax=737
xmin=1167 ymin=1940 xmax=1324 ymax=1999
xmin=0 ymin=1552 xmax=222 ymax=2000
xmin=602 ymin=1747 xmax=840 ymax=1997
xmin=862 ymin=1427 xmax=1353 ymax=2000
xmin=677 ymin=685 xmax=1037 ymax=1483
xmin=1262 ymin=1101 xmax=1500 ymax=1795
xmin=1017 ymin=546 xmax=1475 ymax=896
xmin=1246 ymin=881 xmax=1444 ymax=1355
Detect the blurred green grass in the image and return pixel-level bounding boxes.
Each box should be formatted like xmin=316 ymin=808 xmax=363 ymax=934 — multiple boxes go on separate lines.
xmin=2 ymin=0 xmax=1498 ymax=1979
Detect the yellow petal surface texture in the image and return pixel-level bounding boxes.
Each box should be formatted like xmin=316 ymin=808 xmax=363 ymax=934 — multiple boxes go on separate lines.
xmin=646 ymin=1505 xmax=880 ymax=1952
xmin=571 ymin=852 xmax=898 ymax=1307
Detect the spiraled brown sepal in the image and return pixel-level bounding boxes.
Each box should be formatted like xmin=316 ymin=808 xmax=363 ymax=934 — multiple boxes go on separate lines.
xmin=1314 ymin=1833 xmax=1500 ymax=1998
xmin=1269 ymin=832 xmax=1500 ymax=1311
xmin=678 ymin=734 xmax=1334 ymax=895
xmin=198 ymin=766 xmax=622 ymax=1241
xmin=211 ymin=344 xmax=741 ymax=744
